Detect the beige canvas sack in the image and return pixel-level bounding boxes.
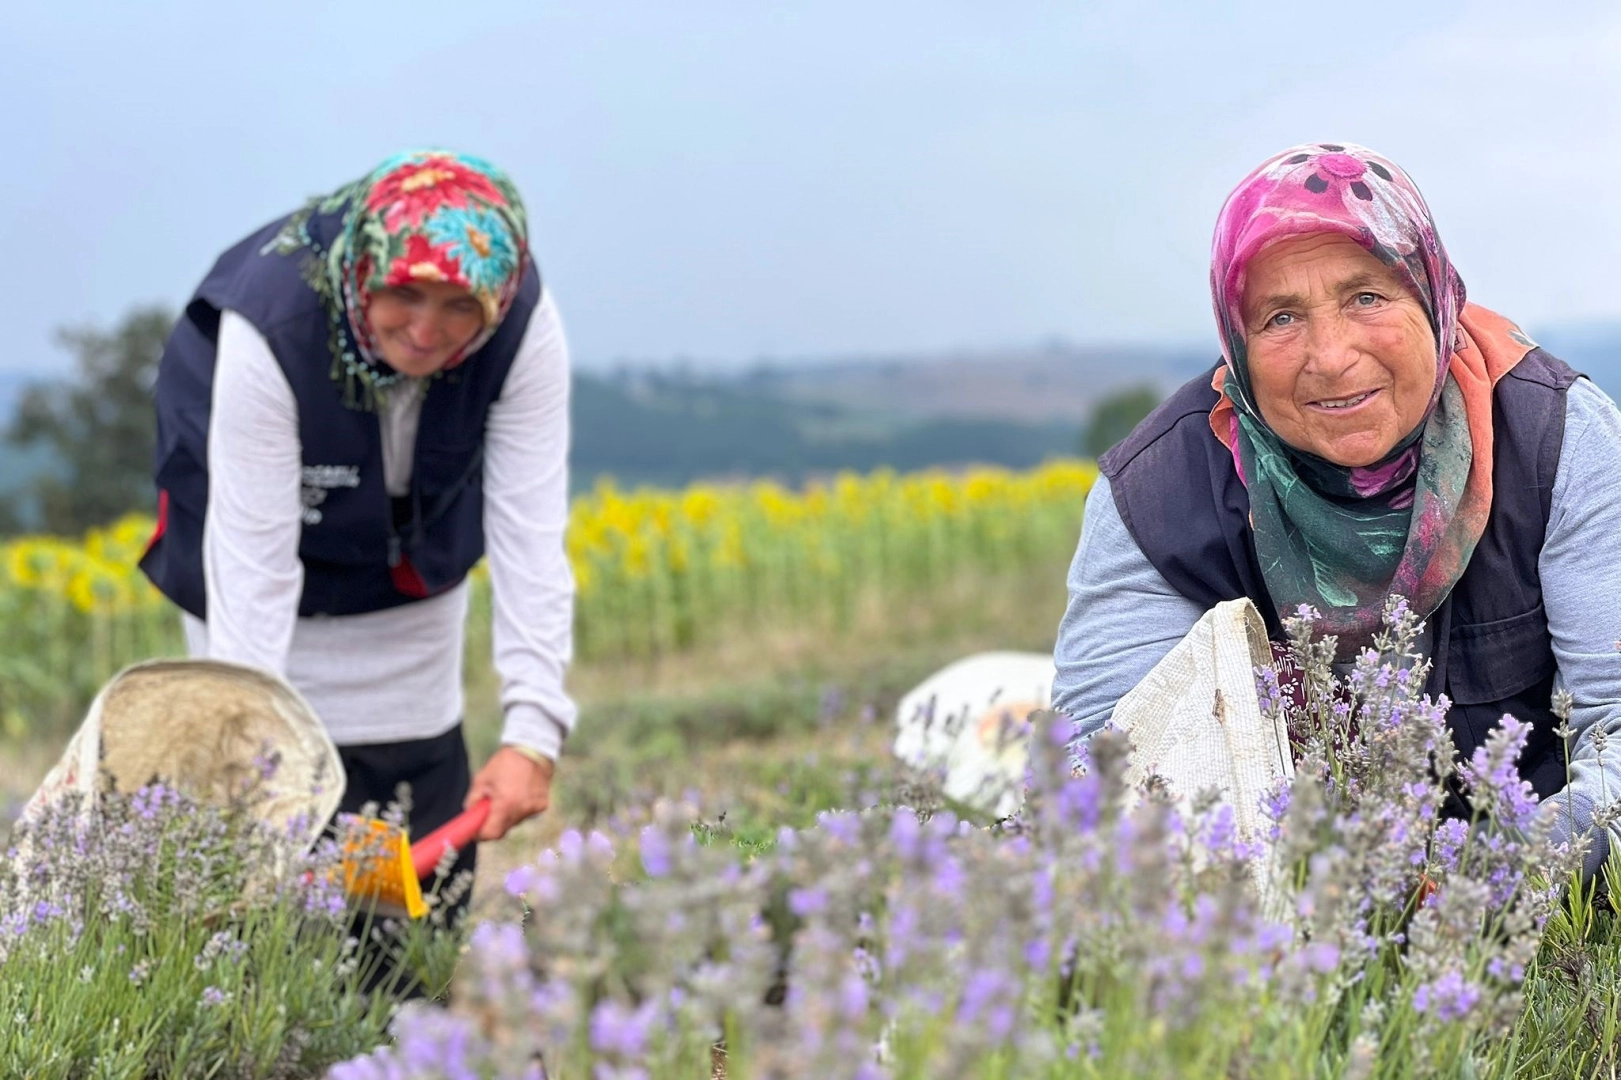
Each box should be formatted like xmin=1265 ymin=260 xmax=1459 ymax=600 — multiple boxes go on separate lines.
xmin=21 ymin=659 xmax=342 ymax=851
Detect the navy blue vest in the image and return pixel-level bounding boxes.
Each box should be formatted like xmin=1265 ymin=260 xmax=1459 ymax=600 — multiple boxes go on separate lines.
xmin=1100 ymin=350 xmax=1579 ymax=800
xmin=140 ymin=205 xmax=542 ymax=619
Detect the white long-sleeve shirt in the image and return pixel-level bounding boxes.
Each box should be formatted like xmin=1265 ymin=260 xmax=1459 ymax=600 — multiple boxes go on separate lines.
xmin=182 ymin=296 xmax=577 ymax=760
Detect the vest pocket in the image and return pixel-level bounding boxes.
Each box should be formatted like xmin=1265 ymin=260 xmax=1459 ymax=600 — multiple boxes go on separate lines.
xmin=1444 ymin=604 xmax=1556 ymax=705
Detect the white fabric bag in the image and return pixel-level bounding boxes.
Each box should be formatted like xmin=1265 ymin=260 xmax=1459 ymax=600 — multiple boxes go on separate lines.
xmin=1111 ymin=598 xmax=1293 ymax=896
xmin=892 ymin=651 xmax=1055 ymax=818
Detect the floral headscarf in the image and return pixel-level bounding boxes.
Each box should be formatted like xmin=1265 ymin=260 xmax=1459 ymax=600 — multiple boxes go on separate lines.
xmin=268 ymin=150 xmax=530 ymax=410
xmin=1208 ymin=142 xmax=1535 ymax=653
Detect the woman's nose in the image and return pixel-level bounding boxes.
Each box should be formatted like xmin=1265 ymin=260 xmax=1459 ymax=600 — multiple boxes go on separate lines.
xmin=1300 ymin=315 xmax=1361 ymax=379
xmin=406 ymin=314 xmax=442 ymax=349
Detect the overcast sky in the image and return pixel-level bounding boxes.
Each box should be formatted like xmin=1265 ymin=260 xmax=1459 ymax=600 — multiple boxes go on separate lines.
xmin=3 ymin=1 xmax=1617 ymax=374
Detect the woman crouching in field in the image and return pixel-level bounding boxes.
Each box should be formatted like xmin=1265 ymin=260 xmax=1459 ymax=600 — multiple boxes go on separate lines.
xmin=1053 ymin=142 xmax=1621 ymax=875
xmin=140 ymin=151 xmax=578 ymax=912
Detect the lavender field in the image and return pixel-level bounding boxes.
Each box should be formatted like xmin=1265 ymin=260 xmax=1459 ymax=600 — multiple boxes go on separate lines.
xmin=7 ymin=591 xmax=1621 ymax=1077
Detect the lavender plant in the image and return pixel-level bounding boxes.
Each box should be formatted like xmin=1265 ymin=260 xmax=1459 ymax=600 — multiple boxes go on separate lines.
xmin=331 ymin=598 xmax=1611 ymax=1079
xmin=0 ymin=775 xmax=463 ymax=1079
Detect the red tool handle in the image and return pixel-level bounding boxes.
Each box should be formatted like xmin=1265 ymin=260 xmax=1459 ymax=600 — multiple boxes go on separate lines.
xmin=411 ymin=798 xmax=492 ymax=879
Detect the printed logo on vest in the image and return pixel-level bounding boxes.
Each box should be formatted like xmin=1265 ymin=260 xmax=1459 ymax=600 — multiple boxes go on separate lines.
xmin=300 ymin=465 xmax=361 ymax=526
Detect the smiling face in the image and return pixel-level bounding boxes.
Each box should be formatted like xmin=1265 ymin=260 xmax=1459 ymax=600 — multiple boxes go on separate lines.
xmin=1241 ymin=233 xmax=1438 ymax=467
xmin=364 ymin=281 xmax=486 ymax=377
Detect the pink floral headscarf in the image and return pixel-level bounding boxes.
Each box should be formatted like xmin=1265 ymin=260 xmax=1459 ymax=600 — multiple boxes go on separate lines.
xmin=1206 ymin=142 xmax=1534 ymax=651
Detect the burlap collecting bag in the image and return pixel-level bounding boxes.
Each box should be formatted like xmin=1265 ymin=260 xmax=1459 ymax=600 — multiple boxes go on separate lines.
xmin=22 ymin=659 xmax=342 ymax=851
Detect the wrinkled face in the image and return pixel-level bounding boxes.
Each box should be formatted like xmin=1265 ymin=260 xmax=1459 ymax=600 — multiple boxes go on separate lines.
xmin=365 ymin=281 xmax=485 ymax=377
xmin=1241 ymin=233 xmax=1438 ymax=467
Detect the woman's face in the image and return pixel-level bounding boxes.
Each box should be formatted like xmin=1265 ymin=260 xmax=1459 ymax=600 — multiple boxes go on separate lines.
xmin=1241 ymin=233 xmax=1437 ymax=467
xmin=366 ymin=281 xmax=486 ymax=377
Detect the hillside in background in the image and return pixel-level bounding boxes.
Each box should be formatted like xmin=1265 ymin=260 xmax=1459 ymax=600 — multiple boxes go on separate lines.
xmin=0 ymin=355 xmax=1100 ymax=529
xmin=2 ymin=322 xmax=1617 ymax=532
xmin=735 ymin=342 xmax=1210 ymax=423
xmin=573 ymin=367 xmax=1084 ymax=491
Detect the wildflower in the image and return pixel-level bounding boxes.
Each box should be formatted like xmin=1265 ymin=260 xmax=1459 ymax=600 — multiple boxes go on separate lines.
xmin=789 ymin=887 xmax=829 ymax=917
xmin=252 ymin=743 xmax=282 ymax=783
xmin=1412 ymin=970 xmax=1482 ymax=1022
xmin=639 ymin=824 xmax=672 ymax=878
xmin=590 ymin=998 xmax=657 ymax=1059
xmin=838 ymin=971 xmax=870 ymax=1021
xmin=194 ymin=930 xmax=247 ymax=971
xmin=504 ymin=863 xmax=543 ymax=898
xmin=468 ymin=922 xmax=528 ymax=972
xmin=1486 ymin=955 xmax=1526 ymax=984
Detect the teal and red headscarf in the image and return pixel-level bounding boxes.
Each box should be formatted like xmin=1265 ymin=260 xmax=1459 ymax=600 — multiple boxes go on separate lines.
xmin=1207 ymin=142 xmax=1536 ymax=652
xmin=270 ymin=150 xmax=530 ymax=409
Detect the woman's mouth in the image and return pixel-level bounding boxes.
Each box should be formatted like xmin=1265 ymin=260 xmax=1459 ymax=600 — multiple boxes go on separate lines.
xmin=1308 ymin=388 xmax=1381 ymax=413
xmin=393 ymin=338 xmax=438 ymax=361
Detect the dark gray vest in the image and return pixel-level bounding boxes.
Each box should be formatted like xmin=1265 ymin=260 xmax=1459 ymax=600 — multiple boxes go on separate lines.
xmin=1100 ymin=350 xmax=1580 ymax=800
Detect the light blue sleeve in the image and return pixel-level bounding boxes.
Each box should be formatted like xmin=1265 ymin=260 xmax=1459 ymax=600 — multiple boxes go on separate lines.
xmin=1051 ymin=475 xmax=1204 ymax=747
xmin=1539 ymin=377 xmax=1621 ymax=876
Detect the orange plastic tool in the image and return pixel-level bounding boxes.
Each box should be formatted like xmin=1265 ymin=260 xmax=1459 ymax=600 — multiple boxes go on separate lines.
xmin=339 ymin=798 xmax=492 ymax=920
xmin=411 ymin=798 xmax=492 ymax=878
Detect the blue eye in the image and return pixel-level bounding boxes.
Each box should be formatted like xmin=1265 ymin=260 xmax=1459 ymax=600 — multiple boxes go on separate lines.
xmin=1354 ymin=292 xmax=1381 ymax=306
xmin=1269 ymin=312 xmax=1295 ymax=328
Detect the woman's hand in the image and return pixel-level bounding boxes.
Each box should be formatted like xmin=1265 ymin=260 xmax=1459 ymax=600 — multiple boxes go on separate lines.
xmin=466 ymin=747 xmax=556 ymax=841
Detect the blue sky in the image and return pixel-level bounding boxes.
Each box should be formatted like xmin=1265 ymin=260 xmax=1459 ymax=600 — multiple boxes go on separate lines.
xmin=3 ymin=1 xmax=1618 ymax=373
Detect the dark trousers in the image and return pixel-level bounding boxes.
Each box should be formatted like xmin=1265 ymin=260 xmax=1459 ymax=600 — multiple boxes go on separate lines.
xmin=335 ymin=722 xmax=478 ymax=923
xmin=334 ymin=723 xmax=477 ymax=999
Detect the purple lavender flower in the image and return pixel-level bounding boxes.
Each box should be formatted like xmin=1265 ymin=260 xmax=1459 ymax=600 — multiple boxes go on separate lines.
xmin=252 ymin=744 xmax=281 ymax=782
xmin=1055 ymin=774 xmax=1104 ymax=832
xmin=1297 ymin=941 xmax=1340 ymax=974
xmin=888 ymin=809 xmax=922 ymax=859
xmin=1486 ymin=955 xmax=1527 ymax=984
xmin=587 ymin=830 xmax=616 ymax=863
xmin=817 ymin=811 xmax=863 ymax=846
xmin=469 ymin=922 xmax=529 ymax=970
xmin=1459 ymin=715 xmax=1540 ymax=832
xmin=589 ymin=998 xmax=658 ymax=1058
xmin=956 ymin=968 xmax=1012 ymax=1029
xmin=639 ymin=824 xmax=672 ymax=878
xmin=505 ymin=863 xmax=543 ymax=898
xmin=838 ymin=971 xmax=869 ymax=1021
xmin=789 ymin=887 xmax=829 ymax=917
xmin=1413 ymin=970 xmax=1483 ymax=1022
xmin=1431 ymin=819 xmax=1469 ymax=875
xmin=556 ymin=828 xmax=586 ymax=862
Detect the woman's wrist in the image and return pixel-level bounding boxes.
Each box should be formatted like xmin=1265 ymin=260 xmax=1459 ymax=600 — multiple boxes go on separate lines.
xmin=501 ymin=742 xmax=555 ymax=768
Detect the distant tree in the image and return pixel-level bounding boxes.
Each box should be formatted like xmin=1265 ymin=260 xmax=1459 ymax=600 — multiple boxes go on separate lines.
xmin=1080 ymin=385 xmax=1161 ymax=459
xmin=6 ymin=306 xmax=173 ymax=533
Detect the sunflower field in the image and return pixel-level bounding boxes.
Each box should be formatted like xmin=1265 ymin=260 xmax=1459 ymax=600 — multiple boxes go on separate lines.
xmin=0 ymin=460 xmax=1096 ymax=736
